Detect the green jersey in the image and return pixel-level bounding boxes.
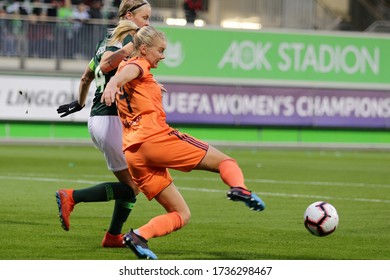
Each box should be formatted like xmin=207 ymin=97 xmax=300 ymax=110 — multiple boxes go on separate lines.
xmin=89 ymin=34 xmax=133 ymax=116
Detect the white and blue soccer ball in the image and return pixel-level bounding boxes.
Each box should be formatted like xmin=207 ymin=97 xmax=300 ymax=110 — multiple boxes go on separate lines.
xmin=304 ymin=201 xmax=339 ymax=237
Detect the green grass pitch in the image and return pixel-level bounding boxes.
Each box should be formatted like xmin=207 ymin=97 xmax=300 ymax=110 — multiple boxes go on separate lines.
xmin=0 ymin=144 xmax=389 ymax=260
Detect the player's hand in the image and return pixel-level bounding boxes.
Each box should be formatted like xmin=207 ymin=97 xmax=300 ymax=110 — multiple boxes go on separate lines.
xmin=101 ymin=85 xmax=122 ymax=106
xmin=57 ymin=101 xmax=84 ymax=118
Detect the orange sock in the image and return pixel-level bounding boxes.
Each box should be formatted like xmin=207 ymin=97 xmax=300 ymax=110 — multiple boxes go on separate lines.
xmin=219 ymin=158 xmax=247 ymax=189
xmin=138 ymin=211 xmax=184 ymax=240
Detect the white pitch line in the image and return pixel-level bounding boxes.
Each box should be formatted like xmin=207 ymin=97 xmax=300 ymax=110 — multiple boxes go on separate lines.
xmin=175 ymin=176 xmax=390 ymax=189
xmin=6 ymin=173 xmax=390 ymax=189
xmin=177 ymin=187 xmax=390 ymax=204
xmin=1 ymin=175 xmax=389 ymax=204
xmin=0 ymin=175 xmax=101 ymax=185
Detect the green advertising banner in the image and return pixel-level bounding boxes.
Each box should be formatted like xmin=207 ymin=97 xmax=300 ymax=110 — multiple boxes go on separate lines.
xmin=157 ymin=26 xmax=390 ymax=88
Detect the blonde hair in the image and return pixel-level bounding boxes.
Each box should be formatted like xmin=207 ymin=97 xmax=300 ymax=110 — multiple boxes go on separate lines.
xmin=118 ymin=0 xmax=150 ymax=19
xmin=133 ymin=26 xmax=166 ymax=50
xmin=107 ymin=20 xmax=139 ymax=46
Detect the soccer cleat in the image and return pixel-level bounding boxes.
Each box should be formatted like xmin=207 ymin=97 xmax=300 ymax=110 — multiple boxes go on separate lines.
xmin=102 ymin=232 xmax=126 ymax=248
xmin=227 ymin=187 xmax=265 ymax=211
xmin=55 ymin=189 xmax=75 ymax=231
xmin=123 ymin=229 xmax=157 ymax=260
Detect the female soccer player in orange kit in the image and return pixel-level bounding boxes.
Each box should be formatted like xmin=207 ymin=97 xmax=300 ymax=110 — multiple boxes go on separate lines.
xmin=101 ymin=25 xmax=265 ymax=259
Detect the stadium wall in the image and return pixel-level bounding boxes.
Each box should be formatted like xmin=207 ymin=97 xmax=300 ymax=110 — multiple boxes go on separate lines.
xmin=0 ymin=27 xmax=389 ymax=148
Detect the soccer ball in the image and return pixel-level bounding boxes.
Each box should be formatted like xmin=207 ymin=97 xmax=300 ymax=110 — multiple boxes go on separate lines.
xmin=304 ymin=201 xmax=339 ymax=237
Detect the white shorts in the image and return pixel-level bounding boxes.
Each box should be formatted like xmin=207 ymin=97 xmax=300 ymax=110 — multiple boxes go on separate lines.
xmin=88 ymin=115 xmax=128 ymax=172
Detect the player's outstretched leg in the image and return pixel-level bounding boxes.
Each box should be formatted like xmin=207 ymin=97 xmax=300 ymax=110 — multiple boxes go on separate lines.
xmin=55 ymin=189 xmax=75 ymax=231
xmin=123 ymin=229 xmax=157 ymax=260
xmin=227 ymin=187 xmax=265 ymax=211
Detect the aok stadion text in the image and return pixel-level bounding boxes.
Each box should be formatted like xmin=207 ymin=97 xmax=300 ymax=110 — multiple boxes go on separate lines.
xmin=218 ymin=41 xmax=380 ymax=75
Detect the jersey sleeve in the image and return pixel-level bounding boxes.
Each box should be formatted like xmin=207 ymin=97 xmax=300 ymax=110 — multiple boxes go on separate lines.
xmin=88 ymin=57 xmax=95 ymax=71
xmin=128 ymin=58 xmax=150 ymax=79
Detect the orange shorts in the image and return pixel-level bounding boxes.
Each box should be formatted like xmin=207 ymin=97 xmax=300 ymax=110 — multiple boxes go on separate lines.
xmin=125 ymin=129 xmax=209 ymax=200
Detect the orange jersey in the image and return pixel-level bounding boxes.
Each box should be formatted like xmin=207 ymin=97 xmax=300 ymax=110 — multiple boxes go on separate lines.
xmin=115 ymin=56 xmax=209 ymax=200
xmin=116 ymin=57 xmax=171 ymax=150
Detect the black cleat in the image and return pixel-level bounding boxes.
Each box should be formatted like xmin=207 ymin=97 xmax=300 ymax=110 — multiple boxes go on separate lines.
xmin=123 ymin=229 xmax=157 ymax=260
xmin=227 ymin=187 xmax=266 ymax=211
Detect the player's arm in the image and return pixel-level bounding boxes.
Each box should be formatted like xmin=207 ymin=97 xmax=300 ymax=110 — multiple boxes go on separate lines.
xmin=78 ymin=63 xmax=95 ymax=107
xmin=101 ymin=64 xmax=141 ymax=106
xmin=100 ymin=42 xmax=135 ymax=73
xmin=57 ymin=59 xmax=95 ymax=118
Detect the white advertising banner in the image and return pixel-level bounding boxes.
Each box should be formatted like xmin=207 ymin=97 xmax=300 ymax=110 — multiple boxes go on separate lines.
xmin=0 ymin=75 xmax=95 ymax=122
